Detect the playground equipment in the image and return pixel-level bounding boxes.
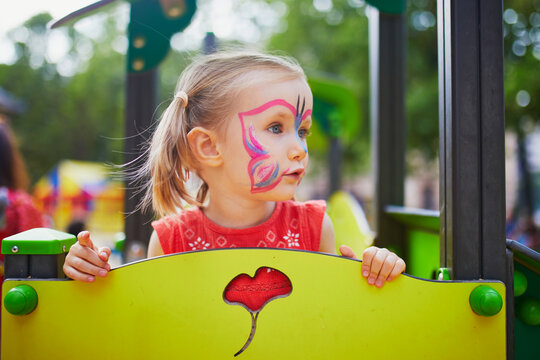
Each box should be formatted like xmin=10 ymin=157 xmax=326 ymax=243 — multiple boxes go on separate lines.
xmin=2 ymin=0 xmax=538 ymax=359
xmin=368 ymin=1 xmax=540 ymax=359
xmin=2 ymin=228 xmax=505 ymax=359
xmin=327 ymin=191 xmax=374 ymax=255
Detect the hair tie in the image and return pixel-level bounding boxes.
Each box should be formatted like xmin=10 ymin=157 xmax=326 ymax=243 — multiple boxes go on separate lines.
xmin=174 ymin=90 xmax=188 ymax=107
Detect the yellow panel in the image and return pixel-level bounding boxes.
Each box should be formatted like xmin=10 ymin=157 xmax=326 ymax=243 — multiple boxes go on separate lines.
xmin=327 ymin=191 xmax=374 ymax=254
xmin=2 ymin=249 xmax=505 ymax=360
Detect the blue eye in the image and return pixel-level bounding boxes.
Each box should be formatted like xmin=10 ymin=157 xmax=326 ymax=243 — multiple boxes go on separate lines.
xmin=268 ymin=124 xmax=282 ymax=134
xmin=298 ymin=128 xmax=310 ymax=138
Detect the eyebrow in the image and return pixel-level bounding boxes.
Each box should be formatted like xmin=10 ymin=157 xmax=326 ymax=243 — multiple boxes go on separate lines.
xmin=300 ymin=117 xmax=312 ymax=127
xmin=272 ymin=111 xmax=293 ymax=119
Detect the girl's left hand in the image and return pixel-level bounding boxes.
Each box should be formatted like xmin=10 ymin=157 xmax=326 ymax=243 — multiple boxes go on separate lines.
xmin=339 ymin=245 xmax=406 ymax=288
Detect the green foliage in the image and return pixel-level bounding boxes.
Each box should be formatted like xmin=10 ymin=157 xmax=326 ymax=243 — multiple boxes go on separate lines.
xmin=503 ymin=0 xmax=540 ymax=134
xmin=0 ymin=12 xmax=125 ymax=183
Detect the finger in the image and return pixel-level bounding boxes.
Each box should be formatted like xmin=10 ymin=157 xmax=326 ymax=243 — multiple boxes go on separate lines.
xmin=98 ymin=246 xmax=111 ymax=263
xmin=387 ymin=258 xmax=406 ymax=282
xmin=68 ymin=256 xmax=109 ymax=278
xmin=339 ymin=245 xmax=358 ymax=259
xmin=375 ymin=254 xmax=398 ymax=287
xmin=361 ymin=247 xmax=378 ymax=278
xmin=70 ymin=245 xmax=109 ymax=269
xmin=77 ymin=231 xmax=95 ymax=250
xmin=63 ymin=264 xmax=96 ymax=283
xmin=367 ymin=248 xmax=390 ymax=285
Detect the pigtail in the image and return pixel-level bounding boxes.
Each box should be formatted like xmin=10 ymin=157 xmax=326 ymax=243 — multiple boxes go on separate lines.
xmin=140 ymin=95 xmax=199 ymax=216
xmin=196 ymin=182 xmax=209 ymax=204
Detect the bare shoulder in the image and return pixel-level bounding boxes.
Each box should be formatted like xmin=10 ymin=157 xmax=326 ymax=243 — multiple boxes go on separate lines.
xmin=318 ymin=213 xmax=336 ymax=254
xmin=147 ymin=230 xmax=164 ymax=258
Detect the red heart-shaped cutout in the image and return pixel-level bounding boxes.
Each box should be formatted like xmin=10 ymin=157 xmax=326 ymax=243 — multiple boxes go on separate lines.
xmin=224 ymin=267 xmax=292 ymax=312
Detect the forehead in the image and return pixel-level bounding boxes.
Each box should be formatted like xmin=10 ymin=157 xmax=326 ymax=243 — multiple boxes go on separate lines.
xmin=234 ymin=73 xmax=313 ymax=115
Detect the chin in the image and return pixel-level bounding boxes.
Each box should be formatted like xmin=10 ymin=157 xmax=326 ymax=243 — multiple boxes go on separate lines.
xmin=253 ymin=188 xmax=297 ymax=202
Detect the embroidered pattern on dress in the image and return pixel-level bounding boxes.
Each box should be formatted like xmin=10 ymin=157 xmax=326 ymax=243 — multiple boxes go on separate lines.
xmin=265 ymin=230 xmax=276 ymax=243
xmin=216 ymin=235 xmax=228 ymax=247
xmin=283 ymin=230 xmax=300 ymax=247
xmin=188 ymin=237 xmax=211 ymax=251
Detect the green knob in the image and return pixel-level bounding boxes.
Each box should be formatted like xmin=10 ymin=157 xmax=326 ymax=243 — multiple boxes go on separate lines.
xmin=4 ymin=285 xmax=38 ymax=315
xmin=514 ymin=270 xmax=527 ymax=297
xmin=437 ymin=268 xmax=451 ymax=280
xmin=469 ymin=285 xmax=503 ymax=316
xmin=516 ymin=297 xmax=540 ymax=326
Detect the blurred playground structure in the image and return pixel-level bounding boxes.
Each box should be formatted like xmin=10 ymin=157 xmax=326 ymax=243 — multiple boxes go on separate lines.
xmin=32 ymin=159 xmax=124 ymax=236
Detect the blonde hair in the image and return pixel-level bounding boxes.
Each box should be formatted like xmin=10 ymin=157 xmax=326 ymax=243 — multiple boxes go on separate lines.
xmin=140 ymin=51 xmax=306 ymax=216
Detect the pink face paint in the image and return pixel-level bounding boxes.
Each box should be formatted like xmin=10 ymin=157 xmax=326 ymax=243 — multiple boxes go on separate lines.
xmin=238 ymin=97 xmax=310 ymax=193
xmin=256 ymin=164 xmax=274 ymax=182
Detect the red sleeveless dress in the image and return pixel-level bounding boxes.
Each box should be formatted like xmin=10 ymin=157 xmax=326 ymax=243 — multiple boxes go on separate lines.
xmin=152 ymin=200 xmax=326 ymax=254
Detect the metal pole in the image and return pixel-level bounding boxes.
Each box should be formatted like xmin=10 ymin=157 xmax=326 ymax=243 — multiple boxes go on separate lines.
xmin=123 ymin=70 xmax=157 ymax=260
xmin=369 ymin=7 xmax=406 ymax=254
xmin=437 ymin=0 xmax=506 ymax=281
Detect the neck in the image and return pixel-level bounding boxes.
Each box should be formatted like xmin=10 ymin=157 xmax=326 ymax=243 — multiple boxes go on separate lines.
xmin=202 ymin=189 xmax=276 ymax=229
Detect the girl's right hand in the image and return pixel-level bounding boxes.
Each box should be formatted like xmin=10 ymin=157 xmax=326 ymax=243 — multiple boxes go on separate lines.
xmin=63 ymin=231 xmax=111 ymax=282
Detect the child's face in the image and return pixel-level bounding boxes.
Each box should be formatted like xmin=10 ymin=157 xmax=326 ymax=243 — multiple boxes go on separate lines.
xmin=220 ymin=75 xmax=313 ymax=201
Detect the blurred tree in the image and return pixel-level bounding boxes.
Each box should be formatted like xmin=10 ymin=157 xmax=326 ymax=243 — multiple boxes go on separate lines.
xmin=503 ymin=0 xmax=540 ymax=134
xmin=0 ymin=12 xmax=125 ymax=183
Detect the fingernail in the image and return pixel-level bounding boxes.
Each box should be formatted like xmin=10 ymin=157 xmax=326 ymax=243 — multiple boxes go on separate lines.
xmin=100 ymin=252 xmax=107 ymax=258
xmin=368 ymin=277 xmax=375 ymax=285
xmin=362 ymin=271 xmax=369 ymax=277
xmin=87 ymin=276 xmax=95 ymax=282
xmin=99 ymin=269 xmax=107 ymax=277
xmin=376 ymin=280 xmax=383 ymax=287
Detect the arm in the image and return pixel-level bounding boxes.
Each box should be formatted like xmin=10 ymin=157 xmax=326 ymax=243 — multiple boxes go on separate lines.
xmin=318 ymin=213 xmax=337 ymax=254
xmin=147 ymin=230 xmax=165 ymax=258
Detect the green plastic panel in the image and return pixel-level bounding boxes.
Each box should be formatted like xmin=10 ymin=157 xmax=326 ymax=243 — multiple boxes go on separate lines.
xmin=514 ymin=262 xmax=540 ymax=360
xmin=386 ymin=206 xmax=440 ymax=232
xmin=366 ymin=0 xmax=406 ymax=14
xmin=128 ymin=0 xmax=197 ymax=72
xmin=1 ymin=228 xmax=76 ymax=255
xmin=308 ymin=77 xmax=361 ymax=142
xmin=407 ymin=230 xmax=439 ymax=279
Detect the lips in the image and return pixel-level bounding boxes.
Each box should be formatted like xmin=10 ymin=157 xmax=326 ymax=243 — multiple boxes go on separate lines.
xmin=283 ymin=168 xmax=305 ymax=179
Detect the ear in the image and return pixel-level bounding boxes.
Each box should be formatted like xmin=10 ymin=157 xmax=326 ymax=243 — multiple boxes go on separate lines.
xmin=187 ymin=127 xmax=223 ymax=167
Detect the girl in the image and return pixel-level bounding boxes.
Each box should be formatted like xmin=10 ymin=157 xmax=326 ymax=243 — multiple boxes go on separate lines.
xmin=64 ymin=51 xmax=405 ymax=288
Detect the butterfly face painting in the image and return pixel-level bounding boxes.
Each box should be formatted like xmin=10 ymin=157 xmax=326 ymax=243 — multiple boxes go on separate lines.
xmin=238 ymin=96 xmax=312 ymax=194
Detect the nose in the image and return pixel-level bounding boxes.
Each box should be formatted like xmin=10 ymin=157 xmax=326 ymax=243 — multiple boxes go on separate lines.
xmin=287 ymin=135 xmax=307 ymax=161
